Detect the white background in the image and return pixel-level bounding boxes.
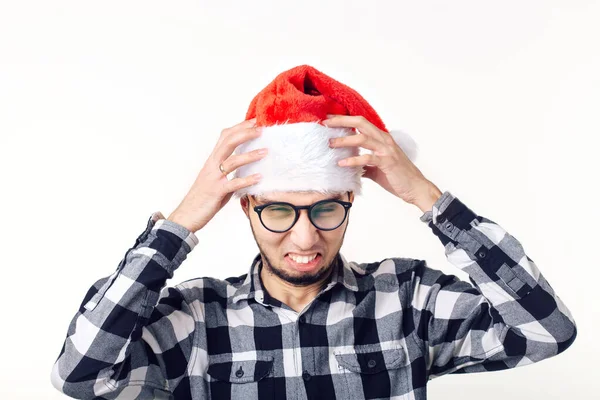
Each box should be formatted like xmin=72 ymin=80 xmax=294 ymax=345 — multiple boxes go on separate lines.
xmin=1 ymin=1 xmax=598 ymax=399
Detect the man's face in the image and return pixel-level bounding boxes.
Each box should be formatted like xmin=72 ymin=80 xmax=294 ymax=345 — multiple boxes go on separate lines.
xmin=241 ymin=191 xmax=354 ymax=286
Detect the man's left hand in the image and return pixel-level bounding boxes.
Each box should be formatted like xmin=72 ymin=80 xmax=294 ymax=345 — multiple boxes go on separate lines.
xmin=324 ymin=114 xmax=442 ymax=211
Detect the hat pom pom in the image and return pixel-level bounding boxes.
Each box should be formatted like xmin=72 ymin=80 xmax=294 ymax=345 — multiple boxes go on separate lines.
xmin=389 ymin=130 xmax=419 ymax=163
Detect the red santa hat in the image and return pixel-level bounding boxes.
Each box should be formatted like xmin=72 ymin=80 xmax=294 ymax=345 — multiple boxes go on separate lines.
xmin=233 ymin=65 xmax=418 ymax=197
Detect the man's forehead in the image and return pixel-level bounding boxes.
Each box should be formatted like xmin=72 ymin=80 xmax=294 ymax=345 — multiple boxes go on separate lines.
xmin=253 ymin=191 xmax=346 ymax=204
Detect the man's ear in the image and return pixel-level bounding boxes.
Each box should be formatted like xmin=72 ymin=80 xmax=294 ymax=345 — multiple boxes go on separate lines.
xmin=348 ymin=191 xmax=354 ymax=203
xmin=240 ymin=195 xmax=250 ymax=218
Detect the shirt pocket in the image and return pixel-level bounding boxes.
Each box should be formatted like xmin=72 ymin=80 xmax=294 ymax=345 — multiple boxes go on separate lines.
xmin=334 ymin=346 xmax=412 ymax=399
xmin=207 ymin=355 xmax=275 ymax=399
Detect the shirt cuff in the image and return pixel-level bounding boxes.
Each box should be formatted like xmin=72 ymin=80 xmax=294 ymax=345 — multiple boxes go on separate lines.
xmin=419 ymin=190 xmax=459 ymax=225
xmin=135 ymin=211 xmax=199 ymax=254
xmin=419 ymin=191 xmax=480 ymax=252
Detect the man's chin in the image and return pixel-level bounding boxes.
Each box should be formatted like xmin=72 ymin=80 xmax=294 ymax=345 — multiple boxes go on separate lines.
xmin=265 ymin=256 xmax=333 ymax=286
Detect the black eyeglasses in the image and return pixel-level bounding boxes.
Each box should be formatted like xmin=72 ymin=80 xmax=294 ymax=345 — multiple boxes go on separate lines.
xmin=253 ymin=198 xmax=353 ymax=233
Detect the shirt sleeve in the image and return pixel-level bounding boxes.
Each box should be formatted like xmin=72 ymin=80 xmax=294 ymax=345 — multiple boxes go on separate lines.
xmin=412 ymin=191 xmax=577 ymax=379
xmin=51 ymin=212 xmax=199 ymax=399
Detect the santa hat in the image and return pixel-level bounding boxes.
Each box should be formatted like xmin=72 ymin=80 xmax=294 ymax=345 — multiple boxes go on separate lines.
xmin=233 ymin=65 xmax=418 ymax=198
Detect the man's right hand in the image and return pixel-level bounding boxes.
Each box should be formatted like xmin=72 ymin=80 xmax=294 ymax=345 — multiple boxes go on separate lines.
xmin=167 ymin=118 xmax=266 ymax=233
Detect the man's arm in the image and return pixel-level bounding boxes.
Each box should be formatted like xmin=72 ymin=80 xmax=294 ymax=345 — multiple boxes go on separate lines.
xmin=51 ymin=212 xmax=199 ymax=399
xmin=411 ymin=191 xmax=577 ymax=379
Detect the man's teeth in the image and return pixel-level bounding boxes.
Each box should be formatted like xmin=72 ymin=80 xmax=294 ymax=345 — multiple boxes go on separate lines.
xmin=289 ymin=254 xmax=318 ymax=264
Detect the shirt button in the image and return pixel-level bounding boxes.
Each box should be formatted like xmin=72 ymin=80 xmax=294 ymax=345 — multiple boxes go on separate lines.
xmin=445 ymin=222 xmax=453 ymax=230
xmin=367 ymin=359 xmax=377 ymax=368
xmin=299 ymin=315 xmax=306 ymax=323
xmin=302 ymin=370 xmax=311 ymax=381
xmin=478 ymin=250 xmax=487 ymax=258
xmin=235 ymin=366 xmax=244 ymax=378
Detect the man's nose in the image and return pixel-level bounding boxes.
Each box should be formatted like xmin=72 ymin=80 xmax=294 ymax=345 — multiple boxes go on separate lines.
xmin=290 ymin=210 xmax=319 ymax=249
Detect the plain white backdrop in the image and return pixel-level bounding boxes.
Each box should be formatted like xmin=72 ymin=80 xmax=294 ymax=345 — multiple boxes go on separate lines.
xmin=1 ymin=1 xmax=598 ymax=399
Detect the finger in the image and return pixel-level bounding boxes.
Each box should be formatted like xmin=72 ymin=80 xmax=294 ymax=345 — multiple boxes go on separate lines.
xmin=338 ymin=153 xmax=382 ymax=167
xmin=214 ymin=125 xmax=262 ymax=161
xmin=329 ymin=133 xmax=383 ymax=153
xmin=324 ymin=115 xmax=387 ymax=142
xmin=223 ymin=173 xmax=262 ymax=194
xmin=221 ymin=148 xmax=268 ymax=174
xmin=220 ymin=119 xmax=257 ymax=138
xmin=218 ymin=118 xmax=258 ymax=142
xmin=237 ymin=118 xmax=257 ymax=128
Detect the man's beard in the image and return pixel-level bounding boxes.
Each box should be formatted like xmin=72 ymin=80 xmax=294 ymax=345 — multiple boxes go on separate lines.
xmin=260 ymin=248 xmax=337 ymax=286
xmin=249 ymin=223 xmax=346 ymax=287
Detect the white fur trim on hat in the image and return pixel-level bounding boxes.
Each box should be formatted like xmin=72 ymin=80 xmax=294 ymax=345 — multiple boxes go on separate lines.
xmin=389 ymin=129 xmax=419 ymax=163
xmin=232 ymin=122 xmax=418 ymax=198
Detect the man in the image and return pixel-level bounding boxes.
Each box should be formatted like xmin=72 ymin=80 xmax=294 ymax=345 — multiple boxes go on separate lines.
xmin=52 ymin=65 xmax=577 ymax=399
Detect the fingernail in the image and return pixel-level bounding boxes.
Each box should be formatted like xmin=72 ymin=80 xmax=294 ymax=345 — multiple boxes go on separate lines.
xmin=257 ymin=149 xmax=267 ymax=155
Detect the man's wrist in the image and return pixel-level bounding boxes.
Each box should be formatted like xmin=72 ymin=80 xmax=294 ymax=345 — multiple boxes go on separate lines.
xmin=167 ymin=211 xmax=197 ymax=233
xmin=410 ymin=181 xmax=443 ymax=213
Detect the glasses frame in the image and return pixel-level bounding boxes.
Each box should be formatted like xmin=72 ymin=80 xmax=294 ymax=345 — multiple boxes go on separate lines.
xmin=253 ymin=197 xmax=353 ymax=233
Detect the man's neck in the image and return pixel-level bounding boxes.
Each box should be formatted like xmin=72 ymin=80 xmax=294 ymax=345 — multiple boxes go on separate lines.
xmin=259 ymin=263 xmax=333 ymax=313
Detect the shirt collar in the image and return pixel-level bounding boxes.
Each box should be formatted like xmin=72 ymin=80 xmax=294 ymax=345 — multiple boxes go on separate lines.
xmin=232 ymin=252 xmax=360 ymax=305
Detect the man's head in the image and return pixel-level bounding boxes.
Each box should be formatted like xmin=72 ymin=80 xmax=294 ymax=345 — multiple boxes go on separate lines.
xmin=241 ymin=191 xmax=354 ymax=286
xmin=232 ymin=66 xmax=417 ymax=201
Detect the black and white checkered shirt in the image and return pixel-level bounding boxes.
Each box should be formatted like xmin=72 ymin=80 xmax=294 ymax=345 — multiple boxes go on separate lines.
xmin=51 ymin=191 xmax=577 ymax=399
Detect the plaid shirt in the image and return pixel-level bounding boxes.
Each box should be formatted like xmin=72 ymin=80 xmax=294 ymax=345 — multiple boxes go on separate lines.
xmin=51 ymin=191 xmax=577 ymax=399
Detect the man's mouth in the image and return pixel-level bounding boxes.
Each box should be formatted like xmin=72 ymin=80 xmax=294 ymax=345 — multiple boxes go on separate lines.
xmin=287 ymin=252 xmax=319 ymax=263
xmin=285 ymin=252 xmax=322 ymax=270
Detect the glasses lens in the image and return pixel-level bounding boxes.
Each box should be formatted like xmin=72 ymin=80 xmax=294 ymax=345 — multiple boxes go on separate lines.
xmin=261 ymin=204 xmax=296 ymax=231
xmin=310 ymin=201 xmax=346 ymax=230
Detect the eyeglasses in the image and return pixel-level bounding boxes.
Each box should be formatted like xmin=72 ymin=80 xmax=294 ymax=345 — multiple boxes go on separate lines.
xmin=253 ymin=198 xmax=353 ymax=233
